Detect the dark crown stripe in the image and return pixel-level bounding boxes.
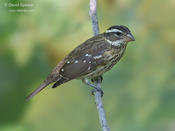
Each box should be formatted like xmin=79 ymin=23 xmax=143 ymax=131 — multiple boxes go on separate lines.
xmin=107 ymin=25 xmax=130 ymax=34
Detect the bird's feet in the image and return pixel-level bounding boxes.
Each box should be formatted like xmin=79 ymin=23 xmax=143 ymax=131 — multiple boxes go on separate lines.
xmin=91 ymin=76 xmax=103 ymax=83
xmin=91 ymin=88 xmax=104 ymax=97
xmin=82 ymin=77 xmax=104 ymax=97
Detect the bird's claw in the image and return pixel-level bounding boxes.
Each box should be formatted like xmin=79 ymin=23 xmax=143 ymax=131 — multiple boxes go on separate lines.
xmin=91 ymin=76 xmax=103 ymax=83
xmin=91 ymin=88 xmax=104 ymax=97
xmin=83 ymin=78 xmax=104 ymax=97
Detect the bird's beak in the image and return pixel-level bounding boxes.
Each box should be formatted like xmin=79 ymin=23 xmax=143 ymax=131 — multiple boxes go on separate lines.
xmin=127 ymin=33 xmax=135 ymax=42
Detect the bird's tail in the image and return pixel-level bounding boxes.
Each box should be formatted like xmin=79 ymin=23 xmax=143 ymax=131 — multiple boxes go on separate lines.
xmin=26 ymin=81 xmax=50 ymax=101
xmin=26 ymin=75 xmax=70 ymax=101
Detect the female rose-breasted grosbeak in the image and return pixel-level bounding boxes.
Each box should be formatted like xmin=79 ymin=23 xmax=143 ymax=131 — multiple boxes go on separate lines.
xmin=26 ymin=25 xmax=135 ymax=100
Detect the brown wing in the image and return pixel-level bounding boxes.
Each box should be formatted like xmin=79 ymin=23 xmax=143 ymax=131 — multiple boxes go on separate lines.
xmin=58 ymin=33 xmax=110 ymax=80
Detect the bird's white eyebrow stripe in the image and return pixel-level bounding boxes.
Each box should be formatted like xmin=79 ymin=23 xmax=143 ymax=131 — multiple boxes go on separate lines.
xmin=105 ymin=29 xmax=122 ymax=33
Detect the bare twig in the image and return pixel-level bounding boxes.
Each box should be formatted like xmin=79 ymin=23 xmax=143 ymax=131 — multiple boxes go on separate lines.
xmin=89 ymin=0 xmax=110 ymax=131
xmin=89 ymin=0 xmax=99 ymax=35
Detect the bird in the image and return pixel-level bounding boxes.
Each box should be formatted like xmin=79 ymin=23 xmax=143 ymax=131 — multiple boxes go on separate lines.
xmin=26 ymin=25 xmax=135 ymax=100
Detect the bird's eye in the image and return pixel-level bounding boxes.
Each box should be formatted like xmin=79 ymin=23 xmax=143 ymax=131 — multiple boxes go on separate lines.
xmin=116 ymin=32 xmax=122 ymax=36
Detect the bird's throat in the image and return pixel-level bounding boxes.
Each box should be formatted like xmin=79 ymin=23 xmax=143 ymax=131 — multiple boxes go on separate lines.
xmin=106 ymin=39 xmax=125 ymax=47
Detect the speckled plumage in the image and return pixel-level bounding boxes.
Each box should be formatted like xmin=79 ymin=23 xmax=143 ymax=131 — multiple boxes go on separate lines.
xmin=26 ymin=25 xmax=135 ymax=100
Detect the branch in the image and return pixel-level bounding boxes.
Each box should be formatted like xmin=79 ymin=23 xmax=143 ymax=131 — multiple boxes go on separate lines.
xmin=89 ymin=0 xmax=110 ymax=131
xmin=89 ymin=0 xmax=99 ymax=35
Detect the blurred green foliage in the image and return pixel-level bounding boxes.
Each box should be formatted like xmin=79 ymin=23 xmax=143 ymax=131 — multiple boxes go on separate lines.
xmin=0 ymin=0 xmax=175 ymax=131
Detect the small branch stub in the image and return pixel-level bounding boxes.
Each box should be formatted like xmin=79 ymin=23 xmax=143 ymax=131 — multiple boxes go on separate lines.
xmin=89 ymin=0 xmax=110 ymax=131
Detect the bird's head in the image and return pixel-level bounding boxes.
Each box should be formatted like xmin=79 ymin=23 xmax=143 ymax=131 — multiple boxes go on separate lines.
xmin=104 ymin=25 xmax=135 ymax=47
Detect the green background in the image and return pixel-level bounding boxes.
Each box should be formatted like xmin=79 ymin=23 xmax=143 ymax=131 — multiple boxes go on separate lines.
xmin=0 ymin=0 xmax=175 ymax=131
